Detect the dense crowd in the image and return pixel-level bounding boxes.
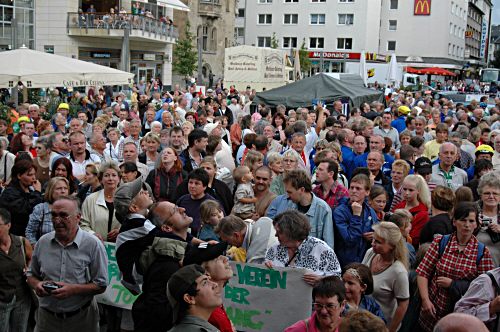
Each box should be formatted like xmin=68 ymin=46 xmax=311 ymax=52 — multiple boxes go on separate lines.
xmin=0 ymin=82 xmax=500 ymax=332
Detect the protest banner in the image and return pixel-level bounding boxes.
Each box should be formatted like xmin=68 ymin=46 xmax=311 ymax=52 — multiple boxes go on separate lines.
xmin=96 ymin=242 xmax=138 ymax=310
xmin=223 ymin=262 xmax=312 ymax=332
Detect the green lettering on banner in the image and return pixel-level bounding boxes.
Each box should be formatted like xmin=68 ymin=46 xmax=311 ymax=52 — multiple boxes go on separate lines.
xmin=112 ymin=284 xmax=138 ymax=305
xmin=224 ymin=285 xmax=250 ymax=304
xmin=236 ymin=264 xmax=287 ymax=289
xmin=105 ymin=243 xmax=117 ymax=262
xmin=108 ymin=262 xmax=121 ymax=282
xmin=226 ymin=306 xmax=265 ymax=330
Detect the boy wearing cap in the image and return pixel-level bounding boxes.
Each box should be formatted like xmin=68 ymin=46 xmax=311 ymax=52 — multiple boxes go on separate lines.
xmin=466 ymin=144 xmax=494 ymax=181
xmin=167 ymin=265 xmax=222 ymax=332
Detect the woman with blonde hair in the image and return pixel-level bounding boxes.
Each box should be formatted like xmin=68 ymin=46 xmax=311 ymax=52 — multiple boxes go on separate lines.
xmin=393 ymin=174 xmax=431 ymax=247
xmin=362 ymin=222 xmax=409 ymax=332
xmin=139 ymin=132 xmax=160 ymax=170
xmin=266 ymin=152 xmax=283 ymax=176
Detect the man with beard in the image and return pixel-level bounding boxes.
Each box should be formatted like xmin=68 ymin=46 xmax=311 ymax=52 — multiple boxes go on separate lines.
xmin=253 ymin=166 xmax=276 ymax=219
xmin=27 ymin=196 xmax=108 ymax=332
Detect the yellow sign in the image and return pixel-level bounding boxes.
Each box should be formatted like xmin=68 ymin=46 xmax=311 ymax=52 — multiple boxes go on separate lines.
xmin=414 ymin=0 xmax=431 ymax=16
xmin=368 ymin=69 xmax=375 ymax=78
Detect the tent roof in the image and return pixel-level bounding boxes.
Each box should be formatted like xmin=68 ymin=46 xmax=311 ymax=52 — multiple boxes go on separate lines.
xmin=253 ymin=73 xmax=383 ymax=108
xmin=0 ymin=47 xmax=134 ymax=88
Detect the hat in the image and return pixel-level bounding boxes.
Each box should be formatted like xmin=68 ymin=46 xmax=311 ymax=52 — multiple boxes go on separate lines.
xmin=414 ymin=157 xmax=432 ymax=175
xmin=183 ymin=242 xmax=228 ymax=266
xmin=119 ymin=162 xmax=141 ymax=177
xmin=113 ymin=177 xmax=152 ymax=223
xmin=398 ymin=106 xmax=411 ymax=115
xmin=167 ymin=264 xmax=206 ymax=323
xmin=206 ymin=88 xmax=213 ymax=93
xmin=203 ymin=123 xmax=218 ymax=135
xmin=17 ymin=116 xmax=31 ymax=124
xmin=475 ymin=144 xmax=494 ymax=156
xmin=57 ymin=103 xmax=69 ymax=110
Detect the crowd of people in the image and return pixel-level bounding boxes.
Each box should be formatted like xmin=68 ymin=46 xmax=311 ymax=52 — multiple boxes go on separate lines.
xmin=0 ymin=81 xmax=500 ymax=332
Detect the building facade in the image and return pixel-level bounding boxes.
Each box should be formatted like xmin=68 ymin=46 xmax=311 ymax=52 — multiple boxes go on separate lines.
xmin=0 ymin=0 xmax=35 ymax=50
xmin=242 ymin=0 xmax=472 ymax=73
xmin=464 ymin=0 xmax=493 ymax=74
xmin=173 ymin=0 xmax=236 ymax=87
xmin=36 ymin=0 xmax=182 ymax=86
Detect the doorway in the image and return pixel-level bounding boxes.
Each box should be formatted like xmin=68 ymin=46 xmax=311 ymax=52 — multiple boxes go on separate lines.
xmin=138 ymin=67 xmax=155 ymax=83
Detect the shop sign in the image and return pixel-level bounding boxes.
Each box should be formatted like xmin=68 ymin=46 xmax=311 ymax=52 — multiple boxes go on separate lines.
xmin=143 ymin=54 xmax=156 ymax=61
xmin=465 ymin=31 xmax=473 ymax=38
xmin=308 ymin=51 xmax=360 ymax=60
xmin=480 ymin=18 xmax=488 ymax=59
xmin=414 ymin=0 xmax=431 ymax=16
xmin=91 ymin=52 xmax=111 ymax=58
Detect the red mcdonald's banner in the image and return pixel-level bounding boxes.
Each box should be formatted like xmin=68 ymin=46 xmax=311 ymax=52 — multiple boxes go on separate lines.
xmin=414 ymin=0 xmax=431 ymax=15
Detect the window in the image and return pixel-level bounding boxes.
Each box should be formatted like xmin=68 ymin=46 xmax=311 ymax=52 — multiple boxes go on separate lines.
xmin=283 ymin=37 xmax=298 ymax=48
xmin=387 ymin=40 xmax=396 ymax=51
xmin=337 ymin=37 xmax=352 ymax=50
xmin=238 ymin=9 xmax=245 ymax=17
xmin=451 ymin=2 xmax=455 ymax=14
xmin=235 ymin=27 xmax=244 ymax=38
xmin=258 ymin=36 xmax=271 ymax=47
xmin=339 ymin=0 xmax=354 ymax=2
xmin=259 ymin=0 xmax=272 ymax=3
xmin=389 ymin=20 xmax=397 ymax=30
xmin=390 ymin=0 xmax=398 ymax=9
xmin=450 ymin=23 xmax=453 ymax=34
xmin=310 ymin=14 xmax=325 ymax=24
xmin=309 ymin=37 xmax=324 ymax=49
xmin=284 ymin=14 xmax=298 ymax=24
xmin=284 ymin=0 xmax=299 ymax=3
xmin=312 ymin=0 xmax=326 ymax=2
xmin=338 ymin=14 xmax=354 ymax=25
xmin=258 ymin=14 xmax=272 ymax=24
xmin=448 ymin=43 xmax=452 ymax=55
xmin=44 ymin=45 xmax=54 ymax=54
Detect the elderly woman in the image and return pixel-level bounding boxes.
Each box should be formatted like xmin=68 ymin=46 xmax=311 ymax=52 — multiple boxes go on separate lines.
xmin=475 ymin=171 xmax=500 ymax=266
xmin=105 ymin=127 xmax=123 ymax=162
xmin=265 ymin=210 xmax=341 ymax=285
xmin=139 ymin=132 xmax=161 ymax=171
xmin=25 ymin=177 xmax=69 ymax=244
xmin=269 ymin=149 xmax=302 ymax=196
xmin=267 ymin=151 xmax=283 ymax=177
xmin=416 ymin=202 xmax=495 ymax=331
xmin=80 ymin=162 xmax=121 ymax=241
xmin=362 ymin=222 xmax=409 ymax=332
xmin=161 ymin=111 xmax=174 ymax=129
xmin=0 ymin=160 xmax=43 ymax=236
xmin=32 ymin=136 xmax=51 ymax=186
xmin=145 ymin=147 xmax=186 ymax=203
xmin=285 ymin=276 xmax=345 ymax=332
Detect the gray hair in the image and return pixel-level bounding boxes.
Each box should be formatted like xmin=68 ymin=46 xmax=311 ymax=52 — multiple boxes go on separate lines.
xmin=282 ymin=148 xmax=301 ymax=162
xmin=455 ymin=125 xmax=470 ymax=140
xmin=215 ymin=215 xmax=247 ymax=237
xmin=151 ymin=121 xmax=162 ymax=129
xmin=118 ymin=120 xmax=129 ymax=133
xmin=266 ymin=151 xmax=283 ymax=164
xmin=0 ymin=136 xmax=9 ymax=150
xmin=478 ymin=171 xmax=500 ymax=195
xmin=273 ymin=210 xmax=311 ymax=242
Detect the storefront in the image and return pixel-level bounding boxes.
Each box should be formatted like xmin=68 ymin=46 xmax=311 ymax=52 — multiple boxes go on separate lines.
xmin=308 ymin=51 xmax=386 ymax=75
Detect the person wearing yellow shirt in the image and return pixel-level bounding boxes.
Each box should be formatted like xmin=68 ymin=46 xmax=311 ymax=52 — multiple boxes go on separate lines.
xmin=423 ymin=123 xmax=448 ymax=161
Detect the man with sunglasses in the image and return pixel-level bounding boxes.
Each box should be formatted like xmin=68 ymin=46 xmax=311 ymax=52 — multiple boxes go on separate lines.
xmin=26 ymin=196 xmax=108 ymax=332
xmin=47 ymin=132 xmax=71 ymax=171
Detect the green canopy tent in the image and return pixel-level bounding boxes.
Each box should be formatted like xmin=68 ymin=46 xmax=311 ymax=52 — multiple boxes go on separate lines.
xmin=253 ymin=73 xmax=384 ymax=109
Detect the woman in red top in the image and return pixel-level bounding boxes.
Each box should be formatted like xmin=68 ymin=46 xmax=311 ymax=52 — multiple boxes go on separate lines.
xmin=393 ymin=174 xmax=431 ymax=247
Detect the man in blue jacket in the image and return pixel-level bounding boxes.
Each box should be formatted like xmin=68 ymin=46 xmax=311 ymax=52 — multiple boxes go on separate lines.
xmin=333 ymin=173 xmax=378 ymax=268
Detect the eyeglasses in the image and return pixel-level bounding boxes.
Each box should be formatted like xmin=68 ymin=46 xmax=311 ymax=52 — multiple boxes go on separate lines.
xmin=51 ymin=212 xmax=75 ymax=222
xmin=312 ymin=302 xmax=341 ymax=311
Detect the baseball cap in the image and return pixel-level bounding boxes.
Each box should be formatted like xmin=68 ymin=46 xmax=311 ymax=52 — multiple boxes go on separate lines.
xmin=183 ymin=242 xmax=228 ymax=266
xmin=167 ymin=264 xmax=206 ymax=323
xmin=398 ymin=106 xmax=411 ymax=115
xmin=113 ymin=177 xmax=152 ymax=223
xmin=17 ymin=116 xmax=31 ymax=124
xmin=57 ymin=103 xmax=69 ymax=110
xmin=475 ymin=144 xmax=494 ymax=156
xmin=414 ymin=157 xmax=432 ymax=175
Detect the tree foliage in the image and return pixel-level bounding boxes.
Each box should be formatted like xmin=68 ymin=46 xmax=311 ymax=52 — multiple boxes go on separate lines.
xmin=173 ymin=21 xmax=198 ymax=78
xmin=299 ymin=39 xmax=312 ymax=72
xmin=271 ymin=33 xmax=279 ymax=49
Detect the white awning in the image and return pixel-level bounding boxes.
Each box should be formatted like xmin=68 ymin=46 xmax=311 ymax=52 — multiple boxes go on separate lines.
xmin=157 ymin=0 xmax=190 ymax=11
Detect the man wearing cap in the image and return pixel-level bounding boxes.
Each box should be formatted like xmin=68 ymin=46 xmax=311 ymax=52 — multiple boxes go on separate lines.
xmin=431 ymin=142 xmax=468 ymax=192
xmin=391 ymin=105 xmax=410 ymax=133
xmin=52 ymin=103 xmax=72 ymax=131
xmin=466 ymin=144 xmax=494 ymax=181
xmin=167 ymin=264 xmax=221 ymax=332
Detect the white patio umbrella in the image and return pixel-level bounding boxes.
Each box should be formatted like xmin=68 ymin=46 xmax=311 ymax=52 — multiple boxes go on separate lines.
xmin=386 ymin=53 xmax=399 ymax=87
xmin=359 ymin=50 xmax=367 ymax=87
xmin=0 ymin=47 xmax=134 ymax=88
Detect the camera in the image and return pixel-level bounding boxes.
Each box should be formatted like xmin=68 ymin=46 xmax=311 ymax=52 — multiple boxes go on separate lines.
xmin=42 ymin=282 xmax=61 ymax=293
xmin=482 ymin=218 xmax=491 ymax=227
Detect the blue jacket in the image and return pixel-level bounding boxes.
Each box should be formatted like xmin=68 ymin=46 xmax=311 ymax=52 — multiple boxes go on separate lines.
xmin=267 ymin=193 xmax=335 ymax=249
xmin=352 ymin=152 xmax=395 ymax=177
xmin=341 ymin=145 xmax=355 ymax=179
xmin=391 ymin=116 xmax=406 ymax=133
xmin=333 ymin=197 xmax=378 ymax=268
xmin=345 ymin=295 xmax=386 ymax=323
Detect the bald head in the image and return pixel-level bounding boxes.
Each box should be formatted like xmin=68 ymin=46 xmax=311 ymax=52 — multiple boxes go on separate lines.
xmin=433 ymin=313 xmax=488 ymax=332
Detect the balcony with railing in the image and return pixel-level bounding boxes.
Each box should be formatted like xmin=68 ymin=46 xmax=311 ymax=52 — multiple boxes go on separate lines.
xmin=67 ymin=12 xmax=178 ymax=43
xmin=198 ymin=0 xmax=222 ymax=18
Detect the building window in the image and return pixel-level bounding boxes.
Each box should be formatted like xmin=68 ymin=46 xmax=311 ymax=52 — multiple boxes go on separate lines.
xmin=211 ymin=28 xmax=217 ymax=51
xmin=284 ymin=14 xmax=298 ymax=24
xmin=283 ymin=37 xmax=298 ymax=48
xmin=389 ymin=20 xmax=397 ymax=30
xmin=390 ymin=0 xmax=398 ymax=9
xmin=238 ymin=9 xmax=245 ymax=17
xmin=339 ymin=0 xmax=354 ymax=2
xmin=451 ymin=2 xmax=455 ymax=14
xmin=448 ymin=43 xmax=452 ymax=55
xmin=312 ymin=0 xmax=326 ymax=2
xmin=235 ymin=27 xmax=244 ymax=38
xmin=310 ymin=14 xmax=325 ymax=24
xmin=338 ymin=14 xmax=354 ymax=25
xmin=258 ymin=0 xmax=272 ymax=3
xmin=337 ymin=37 xmax=352 ymax=50
xmin=450 ymin=23 xmax=453 ymax=34
xmin=258 ymin=36 xmax=271 ymax=47
xmin=44 ymin=45 xmax=54 ymax=54
xmin=387 ymin=40 xmax=396 ymax=51
xmin=284 ymin=0 xmax=299 ymax=3
xmin=258 ymin=14 xmax=272 ymax=24
xmin=309 ymin=37 xmax=324 ymax=49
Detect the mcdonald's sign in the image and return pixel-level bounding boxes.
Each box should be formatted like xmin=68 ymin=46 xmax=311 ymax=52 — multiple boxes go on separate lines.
xmin=414 ymin=0 xmax=431 ymax=15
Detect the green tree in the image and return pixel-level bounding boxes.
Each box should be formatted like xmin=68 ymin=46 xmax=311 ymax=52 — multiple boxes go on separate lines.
xmin=173 ymin=21 xmax=198 ymax=78
xmin=271 ymin=33 xmax=279 ymax=49
xmin=491 ymin=49 xmax=500 ymax=69
xmin=299 ymin=39 xmax=312 ymax=72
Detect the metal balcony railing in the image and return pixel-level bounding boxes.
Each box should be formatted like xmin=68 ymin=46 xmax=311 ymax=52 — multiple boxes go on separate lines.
xmin=67 ymin=12 xmax=179 ymax=40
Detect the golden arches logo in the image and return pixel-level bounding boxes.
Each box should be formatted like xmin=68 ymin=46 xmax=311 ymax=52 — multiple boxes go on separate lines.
xmin=414 ymin=0 xmax=431 ymax=15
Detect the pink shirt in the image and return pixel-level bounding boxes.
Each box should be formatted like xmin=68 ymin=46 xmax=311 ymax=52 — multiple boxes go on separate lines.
xmin=284 ymin=311 xmax=341 ymax=332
